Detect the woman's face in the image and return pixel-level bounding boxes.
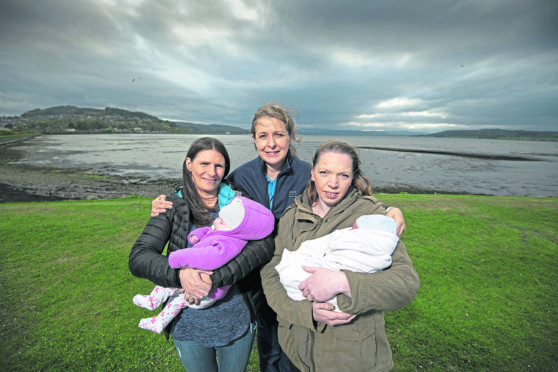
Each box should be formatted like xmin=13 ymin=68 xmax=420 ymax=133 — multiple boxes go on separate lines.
xmin=311 ymin=151 xmax=353 ymax=213
xmin=252 ymin=116 xmax=292 ymax=169
xmin=186 ymin=149 xmax=226 ymax=197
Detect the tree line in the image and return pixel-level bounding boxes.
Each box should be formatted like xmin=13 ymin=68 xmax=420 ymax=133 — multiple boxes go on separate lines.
xmin=1 ymin=105 xmax=247 ymax=135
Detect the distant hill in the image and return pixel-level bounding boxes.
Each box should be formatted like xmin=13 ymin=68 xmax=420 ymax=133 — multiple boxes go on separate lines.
xmin=21 ymin=106 xmax=161 ymax=121
xmin=1 ymin=105 xmax=248 ymax=135
xmin=422 ymin=129 xmax=558 ymax=141
xmin=173 ymin=121 xmax=248 ymax=134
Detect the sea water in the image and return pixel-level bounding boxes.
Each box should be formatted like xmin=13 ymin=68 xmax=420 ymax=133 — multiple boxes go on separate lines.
xmin=11 ymin=134 xmax=558 ymax=197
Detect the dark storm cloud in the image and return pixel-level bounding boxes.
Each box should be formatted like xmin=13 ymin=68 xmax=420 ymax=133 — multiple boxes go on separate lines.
xmin=1 ymin=0 xmax=557 ymax=133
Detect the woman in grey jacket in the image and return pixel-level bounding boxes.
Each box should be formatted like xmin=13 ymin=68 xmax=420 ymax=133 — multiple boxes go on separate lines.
xmin=129 ymin=137 xmax=274 ymax=372
xmin=261 ymin=141 xmax=419 ymax=372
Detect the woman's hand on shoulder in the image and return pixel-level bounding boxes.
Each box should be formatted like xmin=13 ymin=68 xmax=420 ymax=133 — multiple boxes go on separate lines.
xmin=151 ymin=195 xmax=173 ymax=217
xmin=312 ymin=302 xmax=356 ymax=326
xmin=386 ymin=207 xmax=406 ymax=236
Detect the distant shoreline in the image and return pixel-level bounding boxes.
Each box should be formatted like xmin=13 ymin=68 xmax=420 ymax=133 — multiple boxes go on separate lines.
xmin=0 ymin=136 xmax=478 ymax=203
xmin=3 ymin=104 xmax=558 ymax=141
xmin=357 ymin=146 xmax=540 ymax=161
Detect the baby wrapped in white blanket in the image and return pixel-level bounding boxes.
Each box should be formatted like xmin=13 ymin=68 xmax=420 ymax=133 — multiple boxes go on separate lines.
xmin=275 ymin=214 xmax=399 ymax=311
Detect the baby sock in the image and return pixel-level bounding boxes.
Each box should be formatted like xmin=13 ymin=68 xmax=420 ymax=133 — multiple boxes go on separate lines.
xmin=138 ymin=315 xmax=166 ymax=334
xmin=138 ymin=293 xmax=187 ymax=333
xmin=133 ymin=286 xmax=175 ymax=310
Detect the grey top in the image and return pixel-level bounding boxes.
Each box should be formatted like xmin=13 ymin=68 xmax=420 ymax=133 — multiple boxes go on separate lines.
xmin=170 ymin=215 xmax=251 ymax=346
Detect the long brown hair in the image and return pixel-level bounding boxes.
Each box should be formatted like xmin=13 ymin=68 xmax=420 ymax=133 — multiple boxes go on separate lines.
xmin=182 ymin=137 xmax=231 ymax=226
xmin=307 ymin=140 xmax=373 ymax=207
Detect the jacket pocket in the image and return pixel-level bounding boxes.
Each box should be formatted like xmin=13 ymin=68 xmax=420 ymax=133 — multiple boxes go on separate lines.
xmin=332 ymin=315 xmax=376 ymax=341
xmin=331 ymin=317 xmax=377 ymax=372
xmin=277 ymin=321 xmax=294 ymax=355
xmin=278 ymin=321 xmax=312 ymax=371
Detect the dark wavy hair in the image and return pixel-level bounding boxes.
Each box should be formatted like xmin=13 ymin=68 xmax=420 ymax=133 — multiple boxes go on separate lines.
xmin=182 ymin=137 xmax=231 ymax=226
xmin=307 ymin=140 xmax=373 ymax=207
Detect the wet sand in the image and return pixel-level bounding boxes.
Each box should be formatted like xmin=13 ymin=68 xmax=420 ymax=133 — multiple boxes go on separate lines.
xmin=0 ymin=136 xmax=180 ymax=203
xmin=0 ymin=136 xmax=468 ymax=203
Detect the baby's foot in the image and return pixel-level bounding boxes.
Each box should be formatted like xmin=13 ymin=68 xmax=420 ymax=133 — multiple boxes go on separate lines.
xmin=133 ymin=294 xmax=159 ymax=310
xmin=138 ymin=316 xmax=163 ymax=334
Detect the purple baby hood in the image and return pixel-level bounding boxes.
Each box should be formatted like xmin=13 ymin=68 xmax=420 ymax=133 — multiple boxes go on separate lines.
xmin=227 ymin=196 xmax=274 ymax=240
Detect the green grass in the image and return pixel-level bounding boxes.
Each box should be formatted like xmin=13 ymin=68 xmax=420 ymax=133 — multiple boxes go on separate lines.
xmin=1 ymin=194 xmax=556 ymax=371
xmin=0 ymin=132 xmax=37 ymax=141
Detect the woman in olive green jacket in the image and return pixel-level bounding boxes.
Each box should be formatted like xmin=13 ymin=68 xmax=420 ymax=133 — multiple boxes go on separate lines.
xmin=261 ymin=141 xmax=420 ymax=372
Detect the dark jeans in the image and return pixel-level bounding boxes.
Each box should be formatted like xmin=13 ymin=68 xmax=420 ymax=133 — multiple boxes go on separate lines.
xmin=257 ymin=303 xmax=293 ymax=372
xmin=173 ymin=322 xmax=256 ymax=372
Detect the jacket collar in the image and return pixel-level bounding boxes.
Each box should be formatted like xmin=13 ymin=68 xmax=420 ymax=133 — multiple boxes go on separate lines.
xmin=256 ymin=151 xmax=294 ymax=176
xmin=295 ymin=187 xmax=360 ymax=219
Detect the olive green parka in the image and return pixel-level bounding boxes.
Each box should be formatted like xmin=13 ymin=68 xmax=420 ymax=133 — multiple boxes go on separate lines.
xmin=261 ymin=188 xmax=420 ymax=372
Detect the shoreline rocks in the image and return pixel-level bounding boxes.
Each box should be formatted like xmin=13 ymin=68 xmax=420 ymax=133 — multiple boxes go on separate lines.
xmin=0 ymin=163 xmax=181 ymax=203
xmin=0 ymin=136 xmax=181 ymax=203
xmin=0 ymin=136 xmax=471 ymax=203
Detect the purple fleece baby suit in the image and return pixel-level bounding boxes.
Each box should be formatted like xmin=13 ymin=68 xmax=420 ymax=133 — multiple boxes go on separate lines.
xmin=169 ymin=195 xmax=274 ymax=272
xmin=134 ymin=196 xmax=275 ymax=334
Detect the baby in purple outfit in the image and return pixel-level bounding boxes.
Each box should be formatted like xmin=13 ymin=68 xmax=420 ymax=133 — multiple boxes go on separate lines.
xmin=133 ymin=196 xmax=274 ymax=333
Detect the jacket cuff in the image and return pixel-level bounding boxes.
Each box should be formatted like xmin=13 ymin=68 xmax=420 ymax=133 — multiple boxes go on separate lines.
xmin=175 ymin=268 xmax=182 ymax=288
xmin=297 ymin=300 xmax=316 ymax=330
xmin=336 ymin=270 xmax=359 ymax=313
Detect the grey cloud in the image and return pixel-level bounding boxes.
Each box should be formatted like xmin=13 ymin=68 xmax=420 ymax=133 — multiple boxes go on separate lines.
xmin=0 ymin=0 xmax=557 ymax=133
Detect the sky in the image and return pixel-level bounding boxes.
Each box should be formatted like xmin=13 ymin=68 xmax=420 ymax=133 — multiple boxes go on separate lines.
xmin=1 ymin=0 xmax=557 ymax=134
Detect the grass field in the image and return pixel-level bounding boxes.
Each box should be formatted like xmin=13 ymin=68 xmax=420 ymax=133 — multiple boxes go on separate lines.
xmin=1 ymin=194 xmax=556 ymax=371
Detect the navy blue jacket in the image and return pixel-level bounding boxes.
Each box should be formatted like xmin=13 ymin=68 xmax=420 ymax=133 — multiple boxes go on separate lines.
xmin=227 ymin=152 xmax=311 ymax=221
